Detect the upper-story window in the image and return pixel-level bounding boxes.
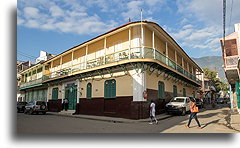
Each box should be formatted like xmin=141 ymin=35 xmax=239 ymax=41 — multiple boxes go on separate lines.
xmin=225 ymin=39 xmax=237 ymax=56
xmin=37 ymin=67 xmax=43 ymax=73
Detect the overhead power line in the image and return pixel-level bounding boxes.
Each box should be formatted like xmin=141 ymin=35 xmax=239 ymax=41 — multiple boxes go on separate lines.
xmin=228 ymin=0 xmax=233 ymax=33
xmin=223 ymin=0 xmax=226 ymax=44
xmin=17 ymin=50 xmax=38 ymax=59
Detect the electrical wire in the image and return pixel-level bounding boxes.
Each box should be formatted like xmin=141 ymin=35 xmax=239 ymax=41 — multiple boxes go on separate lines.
xmin=228 ymin=0 xmax=233 ymax=34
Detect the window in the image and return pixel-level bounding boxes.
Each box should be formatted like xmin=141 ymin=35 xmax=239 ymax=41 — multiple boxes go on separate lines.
xmin=158 ymin=81 xmax=165 ymax=99
xmin=104 ymin=79 xmax=116 ymax=98
xmin=86 ymin=83 xmax=92 ymax=99
xmin=173 ymin=85 xmax=177 ymax=97
xmin=183 ymin=88 xmax=186 ymax=97
xmin=37 ymin=67 xmax=43 ymax=73
xmin=52 ymin=88 xmax=58 ymax=100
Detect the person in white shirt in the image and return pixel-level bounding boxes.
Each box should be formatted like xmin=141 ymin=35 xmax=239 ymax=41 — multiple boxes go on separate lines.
xmin=149 ymin=100 xmax=158 ymax=124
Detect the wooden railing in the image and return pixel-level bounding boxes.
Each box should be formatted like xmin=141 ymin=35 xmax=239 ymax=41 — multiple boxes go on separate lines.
xmin=42 ymin=47 xmax=202 ymax=85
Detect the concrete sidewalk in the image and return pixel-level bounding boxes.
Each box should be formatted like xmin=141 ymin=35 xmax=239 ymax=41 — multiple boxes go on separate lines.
xmin=229 ymin=109 xmax=240 ymax=132
xmin=47 ymin=111 xmax=172 ymax=123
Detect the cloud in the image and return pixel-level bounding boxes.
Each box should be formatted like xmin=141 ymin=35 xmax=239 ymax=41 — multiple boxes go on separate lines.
xmin=122 ymin=1 xmax=144 ymax=21
xmin=49 ymin=5 xmax=64 ymax=17
xmin=23 ymin=7 xmax=41 ymax=19
xmin=169 ymin=0 xmax=240 ymax=57
xmin=17 ymin=0 xmax=118 ymax=35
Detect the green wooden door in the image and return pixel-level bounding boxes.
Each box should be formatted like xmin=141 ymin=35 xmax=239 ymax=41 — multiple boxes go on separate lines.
xmin=235 ymin=82 xmax=240 ymax=108
xmin=52 ymin=88 xmax=58 ymax=100
xmin=65 ymin=85 xmax=77 ymax=110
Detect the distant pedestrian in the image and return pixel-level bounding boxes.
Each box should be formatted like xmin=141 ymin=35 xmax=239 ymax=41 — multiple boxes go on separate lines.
xmin=64 ymin=98 xmax=69 ymax=111
xmin=185 ymin=97 xmax=202 ymax=129
xmin=149 ymin=100 xmax=158 ymax=124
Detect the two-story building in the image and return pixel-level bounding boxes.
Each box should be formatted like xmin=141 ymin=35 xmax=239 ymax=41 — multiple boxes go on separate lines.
xmin=19 ymin=21 xmax=203 ymax=119
xmin=220 ymin=23 xmax=240 ymax=111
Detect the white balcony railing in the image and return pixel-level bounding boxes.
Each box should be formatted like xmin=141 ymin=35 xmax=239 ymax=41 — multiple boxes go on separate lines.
xmin=225 ymin=56 xmax=239 ymax=68
xmin=19 ymin=78 xmax=43 ymax=89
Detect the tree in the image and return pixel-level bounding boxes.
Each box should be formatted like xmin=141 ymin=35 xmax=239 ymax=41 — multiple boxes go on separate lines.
xmin=203 ymin=68 xmax=229 ymax=93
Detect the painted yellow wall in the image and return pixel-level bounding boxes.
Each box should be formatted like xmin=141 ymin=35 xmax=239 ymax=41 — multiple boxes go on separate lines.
xmin=88 ymin=39 xmax=104 ymax=54
xmin=144 ymin=26 xmax=152 ymax=47
xmin=73 ymin=47 xmax=86 ymax=59
xmin=177 ymin=54 xmax=182 ymax=66
xmin=168 ymin=46 xmax=175 ymax=61
xmin=48 ymin=85 xmax=62 ymax=100
xmin=146 ymin=71 xmax=196 ymax=97
xmin=52 ymin=58 xmax=60 ymax=67
xmin=154 ymin=34 xmax=166 ymax=55
xmin=79 ymin=72 xmax=133 ymax=98
xmin=131 ymin=25 xmax=141 ymax=48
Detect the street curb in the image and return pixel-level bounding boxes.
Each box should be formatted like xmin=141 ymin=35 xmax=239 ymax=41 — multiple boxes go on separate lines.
xmin=47 ymin=112 xmax=173 ymax=123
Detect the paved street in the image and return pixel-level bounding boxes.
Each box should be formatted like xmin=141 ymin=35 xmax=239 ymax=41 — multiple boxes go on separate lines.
xmin=17 ymin=104 xmax=238 ymax=133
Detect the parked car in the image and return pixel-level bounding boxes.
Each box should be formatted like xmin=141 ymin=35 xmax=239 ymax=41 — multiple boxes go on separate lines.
xmin=195 ymin=98 xmax=204 ymax=109
xmin=24 ymin=101 xmax=48 ymax=115
xmin=17 ymin=101 xmax=27 ymax=113
xmin=224 ymin=98 xmax=230 ymax=104
xmin=216 ymin=98 xmax=225 ymax=104
xmin=165 ymin=97 xmax=190 ymax=115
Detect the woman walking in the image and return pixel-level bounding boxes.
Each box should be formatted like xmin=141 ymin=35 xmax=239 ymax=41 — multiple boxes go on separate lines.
xmin=185 ymin=97 xmax=202 ymax=129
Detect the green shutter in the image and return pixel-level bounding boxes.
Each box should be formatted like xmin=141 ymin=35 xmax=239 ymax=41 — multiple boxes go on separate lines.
xmin=111 ymin=79 xmax=116 ymax=98
xmin=158 ymin=81 xmax=165 ymax=99
xmin=104 ymin=79 xmax=116 ymax=98
xmin=86 ymin=83 xmax=92 ymax=99
xmin=52 ymin=88 xmax=58 ymax=100
xmin=173 ymin=85 xmax=177 ymax=97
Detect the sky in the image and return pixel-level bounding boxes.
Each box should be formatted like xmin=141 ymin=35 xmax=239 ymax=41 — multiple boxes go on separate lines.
xmin=17 ymin=0 xmax=240 ymax=62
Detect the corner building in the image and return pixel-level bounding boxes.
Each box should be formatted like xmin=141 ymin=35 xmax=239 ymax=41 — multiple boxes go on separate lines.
xmin=19 ymin=21 xmax=203 ymax=119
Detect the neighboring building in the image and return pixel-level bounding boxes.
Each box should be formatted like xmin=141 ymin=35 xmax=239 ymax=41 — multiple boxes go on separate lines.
xmin=36 ymin=51 xmax=55 ymax=64
xmin=19 ymin=21 xmax=203 ymax=119
xmin=220 ymin=23 xmax=240 ymax=112
xmin=17 ymin=51 xmax=54 ymax=102
xmin=17 ymin=60 xmax=36 ymax=102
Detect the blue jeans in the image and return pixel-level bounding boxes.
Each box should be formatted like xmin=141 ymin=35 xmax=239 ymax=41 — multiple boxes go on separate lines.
xmin=187 ymin=112 xmax=201 ymax=127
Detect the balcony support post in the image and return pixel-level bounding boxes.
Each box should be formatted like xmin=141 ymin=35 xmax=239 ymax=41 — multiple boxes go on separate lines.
xmin=165 ymin=42 xmax=168 ymax=57
xmin=60 ymin=56 xmax=62 ymax=70
xmin=104 ymin=37 xmax=107 ymax=63
xmin=85 ymin=45 xmax=88 ymax=69
xmin=141 ymin=23 xmax=144 ymax=58
xmin=71 ymin=51 xmax=73 ymax=73
xmin=166 ymin=42 xmax=169 ymax=65
xmin=128 ymin=27 xmax=131 ymax=59
xmin=152 ymin=31 xmax=155 ymax=59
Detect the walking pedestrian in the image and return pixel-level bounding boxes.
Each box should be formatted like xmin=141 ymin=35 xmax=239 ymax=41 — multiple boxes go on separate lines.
xmin=149 ymin=100 xmax=158 ymax=124
xmin=185 ymin=97 xmax=202 ymax=129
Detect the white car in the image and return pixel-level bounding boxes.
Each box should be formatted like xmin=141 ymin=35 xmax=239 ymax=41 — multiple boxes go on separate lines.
xmin=24 ymin=101 xmax=48 ymax=115
xmin=165 ymin=97 xmax=190 ymax=115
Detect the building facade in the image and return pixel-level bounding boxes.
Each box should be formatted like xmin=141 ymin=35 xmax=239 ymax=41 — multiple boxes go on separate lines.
xmin=220 ymin=23 xmax=240 ymax=112
xmin=19 ymin=21 xmax=203 ymax=119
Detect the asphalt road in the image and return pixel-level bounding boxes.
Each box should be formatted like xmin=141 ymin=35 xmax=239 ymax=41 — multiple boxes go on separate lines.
xmin=17 ymin=104 xmax=237 ymax=133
